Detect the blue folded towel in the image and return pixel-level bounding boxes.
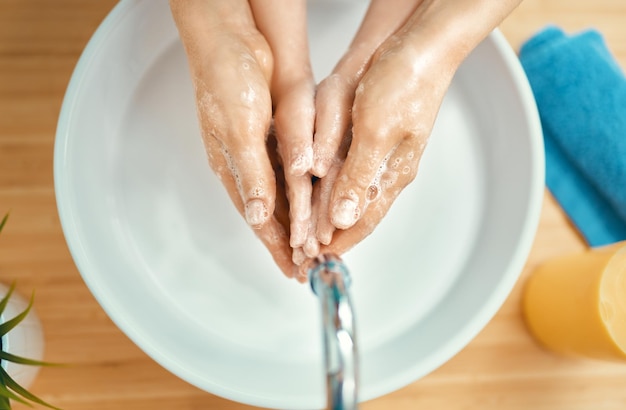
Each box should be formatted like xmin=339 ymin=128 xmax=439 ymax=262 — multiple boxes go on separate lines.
xmin=519 ymin=26 xmax=626 ymax=247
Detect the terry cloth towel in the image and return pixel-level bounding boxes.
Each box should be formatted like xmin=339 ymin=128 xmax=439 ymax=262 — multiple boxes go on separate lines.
xmin=519 ymin=26 xmax=626 ymax=247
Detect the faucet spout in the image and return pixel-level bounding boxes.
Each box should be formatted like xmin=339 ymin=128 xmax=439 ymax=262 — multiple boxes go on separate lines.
xmin=309 ymin=254 xmax=359 ymax=410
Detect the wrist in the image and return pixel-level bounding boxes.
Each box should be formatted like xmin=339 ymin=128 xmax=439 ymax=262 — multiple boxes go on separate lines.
xmin=400 ymin=0 xmax=522 ymax=70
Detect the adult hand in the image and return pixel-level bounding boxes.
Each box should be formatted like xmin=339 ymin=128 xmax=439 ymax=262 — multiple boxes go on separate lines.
xmin=170 ymin=0 xmax=315 ymax=279
xmin=307 ymin=0 xmax=523 ymax=265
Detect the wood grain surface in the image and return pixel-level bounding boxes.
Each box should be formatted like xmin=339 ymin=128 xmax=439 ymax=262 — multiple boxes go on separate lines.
xmin=1 ymin=1 xmax=625 ymax=409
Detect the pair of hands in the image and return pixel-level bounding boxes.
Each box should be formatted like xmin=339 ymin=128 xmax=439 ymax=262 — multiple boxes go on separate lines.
xmin=170 ymin=0 xmax=521 ymax=281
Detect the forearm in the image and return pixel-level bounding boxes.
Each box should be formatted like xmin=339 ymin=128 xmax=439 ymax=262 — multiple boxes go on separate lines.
xmin=398 ymin=0 xmax=523 ymax=70
xmin=170 ymin=0 xmax=274 ymax=97
xmin=170 ymin=0 xmax=256 ymax=54
xmin=249 ymin=0 xmax=312 ymax=91
xmin=332 ymin=0 xmax=421 ymax=82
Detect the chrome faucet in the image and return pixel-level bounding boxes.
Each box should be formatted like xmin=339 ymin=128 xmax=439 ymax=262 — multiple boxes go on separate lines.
xmin=309 ymin=254 xmax=359 ymax=410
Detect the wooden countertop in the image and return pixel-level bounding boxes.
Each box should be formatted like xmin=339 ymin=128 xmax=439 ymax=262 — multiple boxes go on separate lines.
xmin=1 ymin=1 xmax=625 ymax=409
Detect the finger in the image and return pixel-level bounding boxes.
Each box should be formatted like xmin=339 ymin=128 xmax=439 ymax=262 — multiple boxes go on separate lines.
xmin=196 ymin=81 xmax=275 ymax=230
xmin=251 ymin=0 xmax=316 ymax=249
xmin=265 ymin=129 xmax=300 ymax=278
xmin=284 ymin=171 xmax=313 ymax=248
xmin=267 ymin=126 xmax=291 ymax=234
xmin=323 ymin=136 xmax=425 ymax=255
xmin=290 ymin=245 xmax=310 ymax=284
xmin=292 ymin=246 xmax=307 ymax=266
xmin=314 ymin=129 xmax=351 ymax=244
xmin=315 ymin=163 xmax=340 ymax=246
xmin=328 ymin=111 xmax=403 ymax=230
xmin=292 ymin=251 xmax=309 ymax=284
xmin=273 ymin=82 xmax=315 ymax=247
xmin=312 ymin=76 xmax=354 ymax=177
xmin=273 ymin=84 xmax=315 ymax=177
xmin=224 ymin=135 xmax=277 ymax=229
xmin=255 ymin=217 xmax=297 ymax=278
xmin=201 ymin=126 xmax=276 ymax=229
xmin=303 ymin=182 xmax=322 ymax=258
xmin=203 ymin=134 xmax=296 ymax=278
xmin=304 ymin=228 xmax=320 ymax=259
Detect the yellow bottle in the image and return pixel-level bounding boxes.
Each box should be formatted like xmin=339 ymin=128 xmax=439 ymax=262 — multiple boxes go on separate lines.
xmin=523 ymin=241 xmax=626 ymax=361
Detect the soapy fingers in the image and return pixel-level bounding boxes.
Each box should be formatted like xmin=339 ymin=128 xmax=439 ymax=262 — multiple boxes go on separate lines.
xmin=312 ymin=0 xmax=419 ymax=243
xmin=170 ymin=0 xmax=297 ymax=277
xmin=250 ymin=0 xmax=317 ymax=260
xmin=328 ymin=34 xmax=447 ymax=231
xmin=171 ymin=0 xmax=276 ymax=227
xmin=297 ymin=136 xmax=423 ymax=278
xmin=322 ymin=137 xmax=424 ymax=257
xmin=312 ymin=0 xmax=419 ymax=179
xmin=318 ymin=0 xmax=524 ymax=249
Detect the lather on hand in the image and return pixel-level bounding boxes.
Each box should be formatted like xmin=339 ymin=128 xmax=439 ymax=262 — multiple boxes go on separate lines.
xmin=170 ymin=0 xmax=316 ymax=280
xmin=302 ymin=0 xmax=524 ymax=273
xmin=171 ymin=0 xmax=523 ymax=280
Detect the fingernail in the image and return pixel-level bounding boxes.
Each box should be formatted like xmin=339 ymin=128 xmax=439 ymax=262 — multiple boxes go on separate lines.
xmin=290 ymin=222 xmax=308 ymax=248
xmin=316 ymin=224 xmax=334 ymax=245
xmin=331 ymin=198 xmax=360 ymax=229
xmin=317 ymin=226 xmax=335 ymax=245
xmin=312 ymin=147 xmax=332 ymax=178
xmin=304 ymin=236 xmax=320 ymax=258
xmin=290 ymin=146 xmax=313 ymax=176
xmin=312 ymin=157 xmax=330 ymax=178
xmin=245 ymin=199 xmax=269 ymax=228
xmin=292 ymin=247 xmax=307 ymax=265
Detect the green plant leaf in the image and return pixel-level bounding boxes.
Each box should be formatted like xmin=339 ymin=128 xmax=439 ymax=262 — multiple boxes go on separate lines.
xmin=0 ymin=366 xmax=61 ymax=410
xmin=0 ymin=213 xmax=8 ymax=236
xmin=0 ymin=292 xmax=33 ymax=338
xmin=0 ymin=352 xmax=64 ymax=368
xmin=0 ymin=372 xmax=31 ymax=407
xmin=0 ymin=395 xmax=11 ymax=410
xmin=0 ymin=283 xmax=16 ymax=318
